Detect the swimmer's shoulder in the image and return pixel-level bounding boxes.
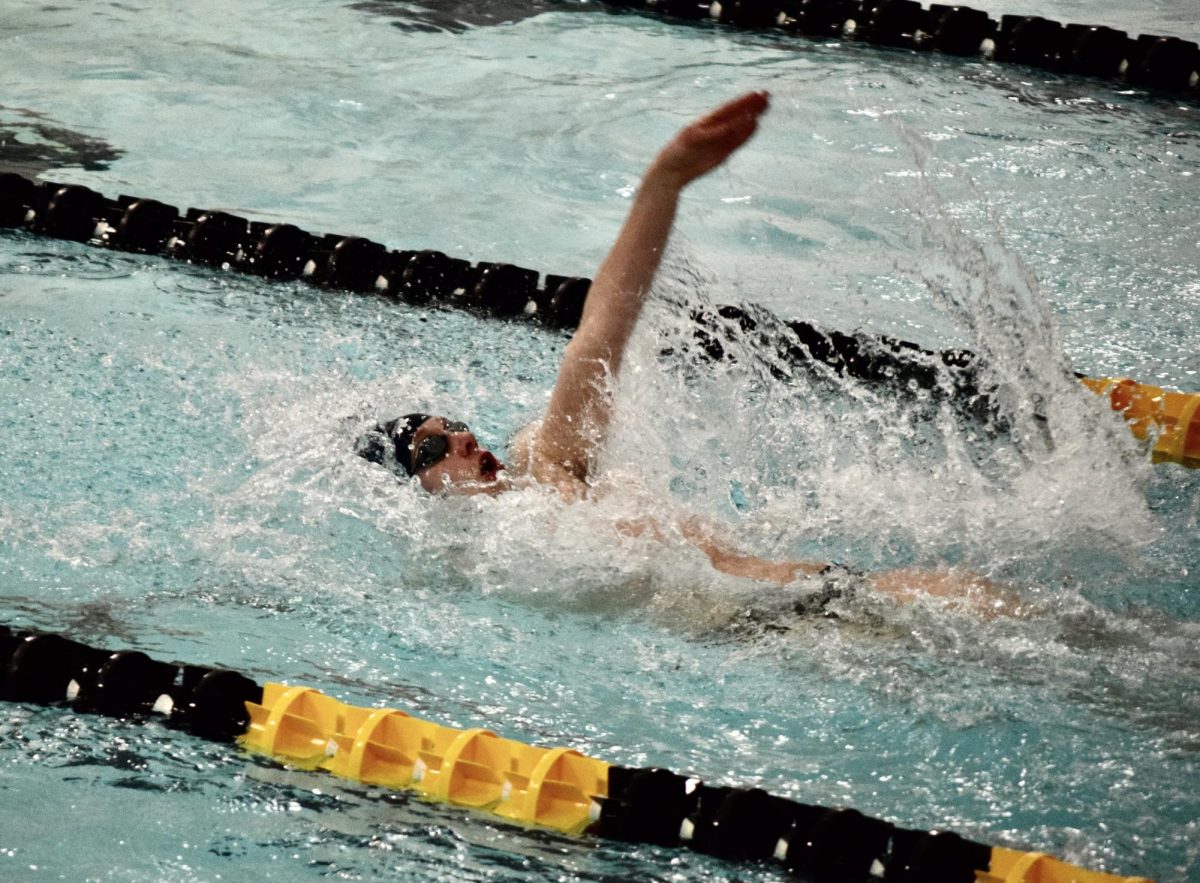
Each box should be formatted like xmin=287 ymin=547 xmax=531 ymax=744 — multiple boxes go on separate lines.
xmin=507 ymin=420 xmax=539 ymax=474
xmin=507 ymin=420 xmax=589 ymax=501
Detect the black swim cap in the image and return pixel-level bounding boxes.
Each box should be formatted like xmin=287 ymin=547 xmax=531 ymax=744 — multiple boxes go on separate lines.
xmin=356 ymin=413 xmax=432 ymax=476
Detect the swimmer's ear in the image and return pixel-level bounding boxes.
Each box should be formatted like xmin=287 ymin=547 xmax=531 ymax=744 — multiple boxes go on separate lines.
xmin=355 ymin=424 xmax=390 ymax=466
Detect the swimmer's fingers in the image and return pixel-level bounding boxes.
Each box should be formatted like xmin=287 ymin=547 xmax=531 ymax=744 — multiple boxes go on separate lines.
xmin=690 ymin=90 xmax=770 ymax=130
xmin=651 ymin=91 xmax=769 ymax=187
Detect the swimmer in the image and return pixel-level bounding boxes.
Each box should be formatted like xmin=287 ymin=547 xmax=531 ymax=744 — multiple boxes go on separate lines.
xmin=360 ymin=92 xmax=1022 ymax=617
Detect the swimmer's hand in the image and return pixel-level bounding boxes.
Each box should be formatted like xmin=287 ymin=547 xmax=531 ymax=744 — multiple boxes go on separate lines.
xmin=648 ymin=91 xmax=770 ymax=190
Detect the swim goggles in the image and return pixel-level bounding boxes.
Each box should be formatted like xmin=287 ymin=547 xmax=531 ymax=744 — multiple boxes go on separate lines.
xmin=411 ymin=420 xmax=470 ymax=473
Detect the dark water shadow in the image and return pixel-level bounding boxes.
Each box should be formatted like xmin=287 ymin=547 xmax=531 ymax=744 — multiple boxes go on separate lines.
xmin=0 ymin=105 xmax=123 ymax=179
xmin=348 ymin=0 xmax=587 ymax=34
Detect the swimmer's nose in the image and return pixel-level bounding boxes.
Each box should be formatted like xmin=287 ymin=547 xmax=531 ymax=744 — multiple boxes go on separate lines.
xmin=450 ymin=432 xmax=478 ymax=456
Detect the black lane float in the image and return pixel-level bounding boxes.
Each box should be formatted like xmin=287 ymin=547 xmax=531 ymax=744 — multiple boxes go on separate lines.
xmin=2 ymin=171 xmax=1197 ymax=466
xmin=0 ymin=624 xmax=1154 ymax=882
xmin=598 ymin=0 xmax=1200 ymax=99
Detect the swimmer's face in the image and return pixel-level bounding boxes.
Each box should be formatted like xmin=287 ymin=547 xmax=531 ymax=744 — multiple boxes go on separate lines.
xmin=410 ymin=417 xmax=508 ymax=496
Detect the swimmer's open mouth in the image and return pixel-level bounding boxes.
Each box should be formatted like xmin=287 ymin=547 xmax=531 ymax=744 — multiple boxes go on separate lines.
xmin=480 ymin=452 xmax=501 ymax=480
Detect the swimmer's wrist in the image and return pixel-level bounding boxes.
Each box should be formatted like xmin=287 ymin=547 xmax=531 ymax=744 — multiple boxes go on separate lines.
xmin=641 ymin=159 xmax=688 ymax=194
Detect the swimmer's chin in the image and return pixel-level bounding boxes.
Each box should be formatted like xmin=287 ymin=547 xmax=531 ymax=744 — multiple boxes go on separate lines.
xmin=436 ymin=469 xmax=513 ymax=497
xmin=472 ymin=472 xmax=512 ymax=497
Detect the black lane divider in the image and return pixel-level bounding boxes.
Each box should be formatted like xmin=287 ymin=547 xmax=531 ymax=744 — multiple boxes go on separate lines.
xmin=0 ymin=171 xmax=989 ymax=412
xmin=0 ymin=171 xmax=591 ymax=330
xmin=599 ymin=0 xmax=1200 ymax=99
xmin=0 ymin=623 xmax=1039 ymax=882
xmin=0 ymin=625 xmax=261 ymax=742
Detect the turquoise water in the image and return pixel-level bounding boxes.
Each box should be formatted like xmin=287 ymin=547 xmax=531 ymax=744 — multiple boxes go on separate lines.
xmin=2 ymin=0 xmax=1198 ymax=880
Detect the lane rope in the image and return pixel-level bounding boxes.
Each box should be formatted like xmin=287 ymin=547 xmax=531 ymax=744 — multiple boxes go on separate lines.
xmin=0 ymin=624 xmax=1155 ymax=882
xmin=598 ymin=0 xmax=1200 ymax=99
xmin=2 ymin=171 xmax=1196 ymax=467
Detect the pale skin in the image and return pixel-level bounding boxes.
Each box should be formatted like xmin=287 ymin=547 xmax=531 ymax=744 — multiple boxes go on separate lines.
xmin=404 ymin=92 xmax=1022 ymax=617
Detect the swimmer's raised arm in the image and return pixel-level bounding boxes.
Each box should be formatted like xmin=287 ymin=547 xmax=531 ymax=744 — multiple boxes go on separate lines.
xmin=529 ymin=92 xmax=770 ymax=483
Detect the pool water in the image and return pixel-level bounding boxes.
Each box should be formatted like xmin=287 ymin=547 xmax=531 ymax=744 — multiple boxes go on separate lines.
xmin=1 ymin=0 xmax=1198 ymax=880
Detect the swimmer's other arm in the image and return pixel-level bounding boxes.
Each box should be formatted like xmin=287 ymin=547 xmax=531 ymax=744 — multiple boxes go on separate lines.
xmin=677 ymin=517 xmax=827 ymax=583
xmin=620 ymin=516 xmax=1026 ymax=617
xmin=616 ymin=514 xmax=826 ymax=584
